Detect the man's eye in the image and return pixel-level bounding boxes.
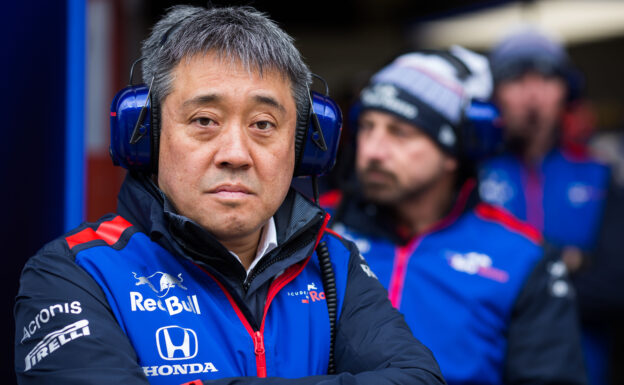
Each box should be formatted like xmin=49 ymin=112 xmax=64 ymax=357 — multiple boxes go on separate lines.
xmin=357 ymin=122 xmax=373 ymax=133
xmin=194 ymin=117 xmax=214 ymax=126
xmin=389 ymin=125 xmax=414 ymax=138
xmin=254 ymin=121 xmax=275 ymax=130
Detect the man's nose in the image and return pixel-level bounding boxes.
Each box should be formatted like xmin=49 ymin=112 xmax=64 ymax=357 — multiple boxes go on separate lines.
xmin=214 ymin=124 xmax=253 ymax=169
xmin=523 ymin=74 xmax=548 ymax=101
xmin=358 ymin=128 xmax=391 ymax=161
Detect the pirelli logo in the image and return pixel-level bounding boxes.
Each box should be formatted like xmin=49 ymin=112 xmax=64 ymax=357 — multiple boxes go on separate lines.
xmin=24 ymin=319 xmax=90 ymax=371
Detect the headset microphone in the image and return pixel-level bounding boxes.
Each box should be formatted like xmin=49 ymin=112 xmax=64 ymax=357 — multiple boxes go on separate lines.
xmin=129 ymin=76 xmax=154 ymax=145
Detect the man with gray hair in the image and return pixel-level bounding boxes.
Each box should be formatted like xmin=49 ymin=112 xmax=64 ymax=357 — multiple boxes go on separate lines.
xmin=13 ymin=5 xmax=444 ymax=385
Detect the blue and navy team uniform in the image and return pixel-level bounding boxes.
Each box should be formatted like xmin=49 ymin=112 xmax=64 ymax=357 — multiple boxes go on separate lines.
xmin=478 ymin=148 xmax=610 ymax=250
xmin=479 ymin=147 xmax=617 ymax=385
xmin=14 ymin=172 xmax=444 ymax=385
xmin=324 ymin=179 xmax=587 ymax=385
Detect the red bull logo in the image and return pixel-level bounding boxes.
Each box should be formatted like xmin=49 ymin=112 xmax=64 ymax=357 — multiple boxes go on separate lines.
xmin=133 ymin=271 xmax=187 ymax=298
xmin=130 ymin=271 xmax=199 ymax=316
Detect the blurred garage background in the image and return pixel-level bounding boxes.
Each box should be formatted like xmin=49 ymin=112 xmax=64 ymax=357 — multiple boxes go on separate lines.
xmin=3 ymin=0 xmax=624 ymax=383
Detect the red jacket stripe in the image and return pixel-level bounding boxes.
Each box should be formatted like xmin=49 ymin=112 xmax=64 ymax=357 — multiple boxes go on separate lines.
xmin=324 ymin=228 xmax=343 ymax=239
xmin=65 ymin=216 xmax=133 ymax=249
xmin=319 ymin=190 xmax=342 ymax=209
xmin=475 ymin=203 xmax=543 ymax=244
xmin=65 ymin=228 xmax=98 ymax=249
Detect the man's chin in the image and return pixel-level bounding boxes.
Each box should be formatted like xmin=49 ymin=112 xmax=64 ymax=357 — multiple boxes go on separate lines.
xmin=207 ymin=221 xmax=262 ymax=243
xmin=362 ymin=187 xmax=399 ymax=206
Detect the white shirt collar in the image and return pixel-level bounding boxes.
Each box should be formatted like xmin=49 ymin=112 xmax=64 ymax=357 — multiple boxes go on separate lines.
xmin=229 ymin=217 xmax=278 ymax=276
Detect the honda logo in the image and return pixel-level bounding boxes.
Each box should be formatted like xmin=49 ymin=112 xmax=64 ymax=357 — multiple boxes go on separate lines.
xmin=156 ymin=325 xmax=198 ymax=361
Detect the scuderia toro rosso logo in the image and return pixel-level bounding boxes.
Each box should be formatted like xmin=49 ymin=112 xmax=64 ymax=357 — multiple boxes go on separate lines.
xmin=130 ymin=271 xmax=201 ymax=316
xmin=286 ymin=282 xmax=326 ymax=304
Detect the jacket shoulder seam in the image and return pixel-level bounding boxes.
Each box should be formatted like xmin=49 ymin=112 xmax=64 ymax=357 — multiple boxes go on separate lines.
xmin=65 ymin=215 xmax=135 ymax=252
xmin=474 ymin=203 xmax=542 ymax=245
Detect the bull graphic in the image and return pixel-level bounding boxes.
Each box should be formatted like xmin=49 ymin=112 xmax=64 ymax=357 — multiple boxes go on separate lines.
xmin=132 ymin=271 xmax=187 ymax=297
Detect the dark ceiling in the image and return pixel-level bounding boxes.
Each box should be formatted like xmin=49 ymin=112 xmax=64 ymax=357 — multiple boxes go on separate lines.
xmin=144 ymin=0 xmax=516 ymax=29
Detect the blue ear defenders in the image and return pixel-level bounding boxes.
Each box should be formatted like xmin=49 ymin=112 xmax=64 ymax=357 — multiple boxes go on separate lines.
xmin=110 ymin=73 xmax=343 ymax=176
xmin=435 ymin=50 xmax=504 ymax=160
xmin=461 ymin=100 xmax=503 ymax=161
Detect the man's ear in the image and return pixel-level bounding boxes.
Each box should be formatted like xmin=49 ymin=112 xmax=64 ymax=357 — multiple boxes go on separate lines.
xmin=444 ymin=155 xmax=458 ymax=173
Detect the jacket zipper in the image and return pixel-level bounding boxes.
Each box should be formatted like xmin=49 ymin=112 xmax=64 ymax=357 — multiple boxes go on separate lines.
xmin=196 ymin=259 xmax=311 ymax=377
xmin=253 ymin=331 xmax=267 ymax=377
xmin=388 ymin=237 xmax=422 ymax=308
xmin=196 ymin=265 xmax=270 ymax=377
xmin=253 ymin=259 xmax=311 ymax=376
xmin=249 ymin=260 xmax=310 ymax=377
xmin=387 ymin=181 xmax=476 ymax=308
xmin=193 ymin=214 xmax=329 ymax=377
xmin=242 ymin=228 xmax=317 ymax=292
xmin=243 ymin=213 xmax=330 ymax=293
xmin=523 ymin=166 xmax=544 ymax=231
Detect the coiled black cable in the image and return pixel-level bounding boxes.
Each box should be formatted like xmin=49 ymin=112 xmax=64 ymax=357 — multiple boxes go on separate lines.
xmin=317 ymin=239 xmax=337 ymax=374
xmin=311 ymin=174 xmax=338 ymax=374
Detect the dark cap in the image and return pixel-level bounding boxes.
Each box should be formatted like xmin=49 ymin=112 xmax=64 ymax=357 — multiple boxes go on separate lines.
xmin=358 ymin=47 xmax=493 ymax=156
xmin=489 ymin=26 xmax=583 ymax=98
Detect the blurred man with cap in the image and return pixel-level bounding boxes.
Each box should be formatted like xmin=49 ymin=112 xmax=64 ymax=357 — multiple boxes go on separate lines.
xmin=323 ymin=47 xmax=587 ymax=385
xmin=480 ymin=26 xmax=624 ymax=385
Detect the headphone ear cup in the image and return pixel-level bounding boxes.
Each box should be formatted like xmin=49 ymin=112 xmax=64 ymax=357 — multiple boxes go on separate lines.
xmin=462 ymin=100 xmax=503 ymax=160
xmin=294 ymin=91 xmax=343 ymax=177
xmin=109 ymin=85 xmax=153 ymax=172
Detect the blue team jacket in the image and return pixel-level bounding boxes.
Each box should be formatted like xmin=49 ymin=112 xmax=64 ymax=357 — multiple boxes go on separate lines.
xmin=14 ymin=173 xmax=444 ymax=385
xmin=72 ymin=219 xmax=347 ymax=383
xmin=325 ymin=180 xmax=587 ymax=385
xmin=479 ymin=148 xmax=612 ymax=385
xmin=479 ymin=148 xmax=610 ymax=250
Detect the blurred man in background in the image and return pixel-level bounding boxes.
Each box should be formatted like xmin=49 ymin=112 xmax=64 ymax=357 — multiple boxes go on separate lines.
xmin=324 ymin=47 xmax=587 ymax=385
xmin=480 ymin=26 xmax=624 ymax=385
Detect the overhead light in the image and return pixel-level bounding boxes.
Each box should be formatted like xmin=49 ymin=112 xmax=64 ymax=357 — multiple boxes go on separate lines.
xmin=410 ymin=0 xmax=624 ymax=50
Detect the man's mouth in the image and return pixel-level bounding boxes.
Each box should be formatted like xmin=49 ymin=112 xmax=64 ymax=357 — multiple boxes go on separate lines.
xmin=361 ymin=169 xmax=396 ymax=185
xmin=209 ymin=184 xmax=252 ymax=198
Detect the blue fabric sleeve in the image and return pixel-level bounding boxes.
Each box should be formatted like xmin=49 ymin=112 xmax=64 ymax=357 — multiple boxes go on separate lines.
xmin=571 ymin=178 xmax=624 ymax=324
xmin=14 ymin=241 xmax=149 ymax=385
xmin=504 ymin=248 xmax=588 ymax=385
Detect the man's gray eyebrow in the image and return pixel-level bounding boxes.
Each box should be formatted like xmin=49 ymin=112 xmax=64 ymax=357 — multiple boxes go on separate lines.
xmin=253 ymin=95 xmax=286 ymax=113
xmin=181 ymin=94 xmax=286 ymax=113
xmin=182 ymin=94 xmax=219 ymax=108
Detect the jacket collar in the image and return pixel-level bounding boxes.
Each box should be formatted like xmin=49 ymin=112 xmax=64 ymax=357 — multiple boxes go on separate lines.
xmin=336 ymin=178 xmax=479 ymax=245
xmin=116 ymin=172 xmax=327 ymax=284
